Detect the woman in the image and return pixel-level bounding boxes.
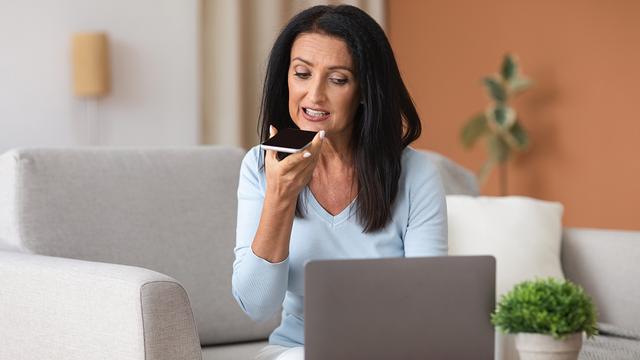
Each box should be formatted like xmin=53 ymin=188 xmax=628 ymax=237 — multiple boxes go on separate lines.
xmin=232 ymin=5 xmax=447 ymax=360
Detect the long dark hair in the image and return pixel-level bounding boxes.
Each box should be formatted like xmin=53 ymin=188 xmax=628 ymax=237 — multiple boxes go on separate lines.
xmin=258 ymin=5 xmax=421 ymax=232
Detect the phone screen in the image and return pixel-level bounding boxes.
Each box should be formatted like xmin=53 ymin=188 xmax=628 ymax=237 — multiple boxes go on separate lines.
xmin=261 ymin=128 xmax=317 ymax=160
xmin=261 ymin=128 xmax=317 ymax=150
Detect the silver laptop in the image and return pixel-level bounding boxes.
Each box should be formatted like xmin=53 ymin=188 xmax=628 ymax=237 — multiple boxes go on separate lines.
xmin=304 ymin=256 xmax=495 ymax=360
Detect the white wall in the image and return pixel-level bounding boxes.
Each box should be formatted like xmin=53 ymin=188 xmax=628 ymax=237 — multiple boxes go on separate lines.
xmin=0 ymin=0 xmax=200 ymax=152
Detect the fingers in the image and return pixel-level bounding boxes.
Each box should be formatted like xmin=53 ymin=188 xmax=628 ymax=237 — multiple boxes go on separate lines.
xmin=305 ymin=130 xmax=325 ymax=158
xmin=264 ymin=128 xmax=324 ymax=194
xmin=280 ymin=130 xmax=325 ymax=171
xmin=266 ymin=128 xmax=325 ymax=177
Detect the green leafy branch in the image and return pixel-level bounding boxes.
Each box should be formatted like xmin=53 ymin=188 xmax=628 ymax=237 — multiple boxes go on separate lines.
xmin=461 ymin=54 xmax=532 ymax=191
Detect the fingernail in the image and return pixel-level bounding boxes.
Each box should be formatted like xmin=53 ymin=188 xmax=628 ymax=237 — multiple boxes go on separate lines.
xmin=319 ymin=130 xmax=325 ymax=139
xmin=303 ymin=151 xmax=312 ymax=158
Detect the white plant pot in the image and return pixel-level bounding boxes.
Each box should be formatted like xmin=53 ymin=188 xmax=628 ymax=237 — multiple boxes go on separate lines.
xmin=515 ymin=333 xmax=583 ymax=360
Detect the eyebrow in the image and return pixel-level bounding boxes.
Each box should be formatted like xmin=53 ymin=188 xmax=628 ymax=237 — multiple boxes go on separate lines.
xmin=291 ymin=57 xmax=353 ymax=73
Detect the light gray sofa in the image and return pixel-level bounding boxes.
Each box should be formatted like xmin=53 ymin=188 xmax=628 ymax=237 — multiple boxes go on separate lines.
xmin=0 ymin=146 xmax=638 ymax=360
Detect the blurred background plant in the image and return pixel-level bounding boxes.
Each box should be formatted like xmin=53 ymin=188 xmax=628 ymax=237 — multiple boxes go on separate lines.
xmin=461 ymin=54 xmax=532 ymax=195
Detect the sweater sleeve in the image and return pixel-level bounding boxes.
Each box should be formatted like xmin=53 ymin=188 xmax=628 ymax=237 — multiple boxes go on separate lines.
xmin=403 ymin=151 xmax=449 ymax=257
xmin=231 ymin=147 xmax=289 ymax=322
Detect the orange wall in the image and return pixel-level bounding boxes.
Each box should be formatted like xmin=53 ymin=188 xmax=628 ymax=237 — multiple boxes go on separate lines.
xmin=388 ymin=0 xmax=640 ymax=231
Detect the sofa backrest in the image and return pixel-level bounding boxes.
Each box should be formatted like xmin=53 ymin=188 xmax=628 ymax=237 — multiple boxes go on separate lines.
xmin=420 ymin=150 xmax=480 ymax=196
xmin=0 ymin=146 xmax=479 ymax=345
xmin=562 ymin=227 xmax=640 ymax=331
xmin=0 ymin=147 xmax=277 ymax=346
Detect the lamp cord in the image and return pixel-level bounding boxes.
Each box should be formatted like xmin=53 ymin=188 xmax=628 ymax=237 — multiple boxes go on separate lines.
xmin=85 ymin=98 xmax=99 ymax=146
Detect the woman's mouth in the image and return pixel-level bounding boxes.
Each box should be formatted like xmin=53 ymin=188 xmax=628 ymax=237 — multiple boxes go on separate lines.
xmin=302 ymin=107 xmax=330 ymax=122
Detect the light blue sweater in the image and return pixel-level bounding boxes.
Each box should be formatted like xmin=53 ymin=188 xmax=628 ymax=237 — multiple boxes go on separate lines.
xmin=232 ymin=145 xmax=448 ymax=347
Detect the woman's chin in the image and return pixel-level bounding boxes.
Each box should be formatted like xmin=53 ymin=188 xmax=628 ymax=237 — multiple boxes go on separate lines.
xmin=296 ymin=122 xmax=326 ymax=133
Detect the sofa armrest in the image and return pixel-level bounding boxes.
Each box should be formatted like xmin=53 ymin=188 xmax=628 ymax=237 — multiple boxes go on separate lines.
xmin=561 ymin=227 xmax=640 ymax=331
xmin=0 ymin=251 xmax=202 ymax=360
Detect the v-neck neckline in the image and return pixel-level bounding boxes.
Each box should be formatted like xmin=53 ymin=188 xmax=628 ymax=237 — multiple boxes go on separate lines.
xmin=305 ymin=187 xmax=357 ymax=227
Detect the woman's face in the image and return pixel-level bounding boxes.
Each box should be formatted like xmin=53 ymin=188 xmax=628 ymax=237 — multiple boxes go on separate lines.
xmin=288 ymin=33 xmax=360 ymax=139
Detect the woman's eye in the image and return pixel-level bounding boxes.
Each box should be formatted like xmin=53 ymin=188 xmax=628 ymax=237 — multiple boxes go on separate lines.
xmin=294 ymin=72 xmax=310 ymax=79
xmin=330 ymin=78 xmax=348 ymax=85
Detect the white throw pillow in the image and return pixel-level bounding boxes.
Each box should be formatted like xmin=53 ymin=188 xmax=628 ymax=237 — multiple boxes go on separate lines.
xmin=446 ymin=195 xmax=565 ymax=360
xmin=447 ymin=195 xmax=565 ymax=295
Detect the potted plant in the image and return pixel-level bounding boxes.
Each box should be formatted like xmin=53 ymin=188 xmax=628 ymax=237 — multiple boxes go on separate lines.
xmin=460 ymin=53 xmax=532 ymax=195
xmin=491 ymin=278 xmax=598 ymax=360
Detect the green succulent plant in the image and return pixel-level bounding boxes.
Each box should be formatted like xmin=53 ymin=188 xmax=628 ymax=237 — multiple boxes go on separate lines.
xmin=461 ymin=54 xmax=532 ymax=194
xmin=491 ymin=278 xmax=598 ymax=340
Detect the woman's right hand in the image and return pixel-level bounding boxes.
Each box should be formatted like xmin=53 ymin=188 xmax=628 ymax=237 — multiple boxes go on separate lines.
xmin=264 ymin=125 xmax=325 ymax=203
xmin=251 ymin=126 xmax=324 ymax=263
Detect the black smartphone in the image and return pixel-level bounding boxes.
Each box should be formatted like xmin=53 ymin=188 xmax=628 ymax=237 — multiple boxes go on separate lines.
xmin=260 ymin=128 xmax=317 ymax=160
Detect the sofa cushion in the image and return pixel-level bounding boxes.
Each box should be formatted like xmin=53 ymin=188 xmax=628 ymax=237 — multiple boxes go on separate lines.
xmin=201 ymin=341 xmax=267 ymax=360
xmin=446 ymin=195 xmax=565 ymax=360
xmin=447 ymin=195 xmax=565 ymax=295
xmin=0 ymin=147 xmax=278 ymax=345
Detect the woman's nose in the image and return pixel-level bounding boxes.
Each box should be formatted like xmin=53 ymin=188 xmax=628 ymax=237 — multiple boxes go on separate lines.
xmin=307 ymin=78 xmax=327 ymax=103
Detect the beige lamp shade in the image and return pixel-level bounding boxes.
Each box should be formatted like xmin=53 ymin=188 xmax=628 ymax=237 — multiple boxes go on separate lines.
xmin=72 ymin=32 xmax=110 ymax=97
